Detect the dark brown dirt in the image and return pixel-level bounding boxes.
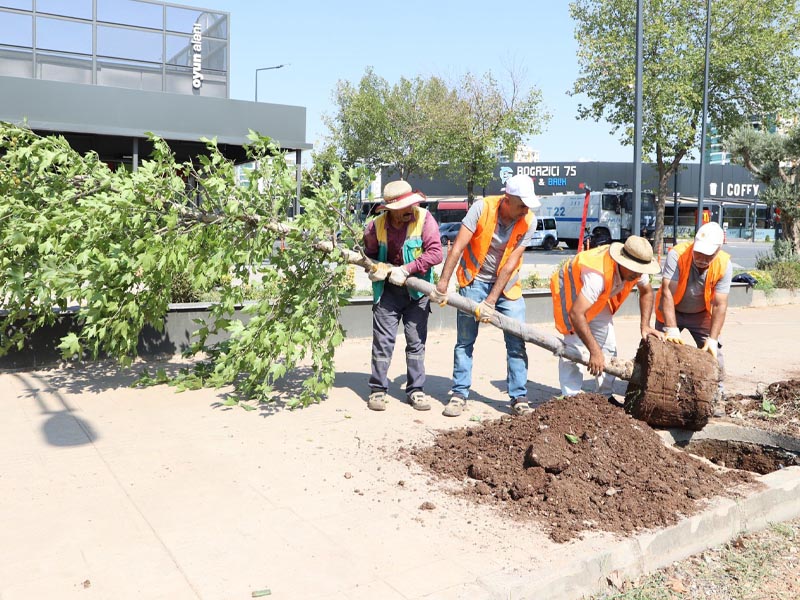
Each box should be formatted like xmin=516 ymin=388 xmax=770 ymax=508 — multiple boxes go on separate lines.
xmin=720 ymin=379 xmax=800 ymax=438
xmin=411 ymin=393 xmax=754 ymax=543
xmin=678 ymin=439 xmax=800 ymax=475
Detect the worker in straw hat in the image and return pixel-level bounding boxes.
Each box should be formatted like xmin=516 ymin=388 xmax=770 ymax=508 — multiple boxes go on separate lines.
xmin=362 ymin=180 xmax=443 ymax=412
xmin=551 ymin=235 xmax=664 ymax=400
xmin=655 ymin=221 xmax=732 ymax=376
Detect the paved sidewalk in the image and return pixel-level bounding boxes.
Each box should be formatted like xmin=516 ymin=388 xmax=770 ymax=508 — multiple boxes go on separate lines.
xmin=2 ymin=303 xmax=800 ymax=600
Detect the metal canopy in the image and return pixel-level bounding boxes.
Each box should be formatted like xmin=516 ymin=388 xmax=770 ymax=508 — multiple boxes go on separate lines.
xmin=0 ymin=75 xmax=311 ymax=164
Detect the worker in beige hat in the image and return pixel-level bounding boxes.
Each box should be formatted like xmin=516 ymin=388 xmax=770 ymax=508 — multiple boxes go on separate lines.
xmin=362 ymin=180 xmax=443 ymax=412
xmin=551 ymin=235 xmax=663 ymax=400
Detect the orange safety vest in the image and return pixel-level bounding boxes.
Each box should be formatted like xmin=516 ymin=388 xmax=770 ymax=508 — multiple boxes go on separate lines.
xmin=655 ymin=242 xmax=730 ymax=322
xmin=550 ymin=246 xmax=639 ymax=335
xmin=455 ymin=196 xmax=533 ymax=300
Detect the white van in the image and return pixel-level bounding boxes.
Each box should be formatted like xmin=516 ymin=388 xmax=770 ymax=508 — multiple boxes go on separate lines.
xmin=527 ymin=216 xmax=558 ymax=250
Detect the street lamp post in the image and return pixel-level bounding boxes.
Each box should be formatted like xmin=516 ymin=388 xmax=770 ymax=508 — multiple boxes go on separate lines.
xmin=254 ymin=64 xmax=287 ymax=102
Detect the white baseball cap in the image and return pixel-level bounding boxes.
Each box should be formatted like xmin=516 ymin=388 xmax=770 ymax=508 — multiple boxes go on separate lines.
xmin=502 ymin=174 xmax=540 ymax=208
xmin=694 ymin=222 xmax=724 ymax=255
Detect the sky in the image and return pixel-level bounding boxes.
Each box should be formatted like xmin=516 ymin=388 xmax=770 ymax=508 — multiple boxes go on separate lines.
xmin=195 ymin=0 xmax=634 ymax=163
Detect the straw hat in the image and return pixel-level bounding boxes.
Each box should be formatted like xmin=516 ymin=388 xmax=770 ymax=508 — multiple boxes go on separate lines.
xmin=378 ymin=180 xmax=426 ymax=211
xmin=608 ymin=236 xmax=661 ymax=275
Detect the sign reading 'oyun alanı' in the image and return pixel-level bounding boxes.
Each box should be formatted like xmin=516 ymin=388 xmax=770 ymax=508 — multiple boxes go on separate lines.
xmin=191 ymin=22 xmax=203 ymax=89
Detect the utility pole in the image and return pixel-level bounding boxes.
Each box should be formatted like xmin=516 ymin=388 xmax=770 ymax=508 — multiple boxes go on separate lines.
xmin=254 ymin=64 xmax=288 ymax=102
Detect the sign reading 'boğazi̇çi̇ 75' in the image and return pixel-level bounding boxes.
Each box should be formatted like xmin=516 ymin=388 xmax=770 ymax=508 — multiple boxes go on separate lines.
xmin=191 ymin=22 xmax=203 ymax=89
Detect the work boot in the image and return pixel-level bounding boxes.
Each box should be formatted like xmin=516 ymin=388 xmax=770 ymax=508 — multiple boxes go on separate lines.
xmin=510 ymin=398 xmax=534 ymax=416
xmin=407 ymin=391 xmax=431 ymax=411
xmin=442 ymin=394 xmax=466 ymax=417
xmin=367 ymin=390 xmax=387 ymax=411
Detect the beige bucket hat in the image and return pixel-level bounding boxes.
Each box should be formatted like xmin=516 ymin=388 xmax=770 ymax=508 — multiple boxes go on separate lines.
xmin=608 ymin=235 xmax=661 ymax=275
xmin=378 ymin=180 xmax=426 ymax=211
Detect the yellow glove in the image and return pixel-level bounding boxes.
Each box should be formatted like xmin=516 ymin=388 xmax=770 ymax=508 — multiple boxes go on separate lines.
xmin=429 ymin=288 xmax=448 ymax=306
xmin=664 ymin=327 xmax=684 ymax=345
xmin=701 ymin=338 xmax=719 ymax=359
xmin=367 ymin=262 xmax=392 ymax=282
xmin=474 ymin=300 xmax=496 ymax=323
xmin=388 ymin=266 xmax=409 ymax=286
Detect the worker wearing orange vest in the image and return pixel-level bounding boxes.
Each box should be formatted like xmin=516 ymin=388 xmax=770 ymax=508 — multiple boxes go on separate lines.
xmin=430 ymin=174 xmax=539 ymax=417
xmin=656 ymin=221 xmax=732 ymax=377
xmin=551 ymin=236 xmax=662 ymax=399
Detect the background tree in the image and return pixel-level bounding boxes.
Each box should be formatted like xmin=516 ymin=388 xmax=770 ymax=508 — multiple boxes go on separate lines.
xmin=324 ymin=67 xmax=458 ymax=180
xmin=0 ymin=123 xmax=369 ymax=408
xmin=570 ymin=0 xmax=800 ymax=251
xmin=726 ymin=124 xmax=800 ymax=251
xmin=443 ymin=71 xmax=549 ymax=202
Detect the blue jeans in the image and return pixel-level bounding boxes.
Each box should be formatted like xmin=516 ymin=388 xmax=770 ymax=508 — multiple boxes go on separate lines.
xmin=451 ymin=279 xmax=529 ymax=400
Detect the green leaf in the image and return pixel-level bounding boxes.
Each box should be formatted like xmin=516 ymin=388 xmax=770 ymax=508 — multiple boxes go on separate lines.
xmin=564 ymin=433 xmax=580 ymax=445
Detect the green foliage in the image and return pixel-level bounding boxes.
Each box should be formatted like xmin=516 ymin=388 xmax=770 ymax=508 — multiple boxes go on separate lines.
xmin=727 ymin=125 xmax=800 ymax=252
xmin=570 ymin=0 xmax=800 ymax=253
xmin=761 ymin=397 xmax=778 ymax=415
xmin=0 ymin=122 xmax=371 ymax=407
xmin=523 ymin=271 xmax=544 ymax=289
xmin=768 ymin=261 xmax=800 ymax=290
xmin=749 ymin=270 xmax=775 ymax=293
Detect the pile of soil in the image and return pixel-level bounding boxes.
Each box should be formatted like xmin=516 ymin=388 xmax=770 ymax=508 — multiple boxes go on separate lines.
xmin=720 ymin=379 xmax=800 ymax=437
xmin=411 ymin=393 xmax=754 ymax=543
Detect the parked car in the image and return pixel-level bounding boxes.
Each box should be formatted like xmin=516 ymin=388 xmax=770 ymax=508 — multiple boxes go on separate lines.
xmin=438 ymin=222 xmax=462 ymax=246
xmin=527 ymin=217 xmax=559 ymax=250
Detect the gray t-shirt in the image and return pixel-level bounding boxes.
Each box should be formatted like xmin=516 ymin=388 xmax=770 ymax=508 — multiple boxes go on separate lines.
xmin=462 ymin=199 xmax=537 ymax=282
xmin=661 ymin=250 xmax=733 ymax=313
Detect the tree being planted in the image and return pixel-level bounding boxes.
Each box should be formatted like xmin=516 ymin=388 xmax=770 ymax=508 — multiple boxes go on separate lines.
xmin=0 ymin=122 xmax=370 ymax=408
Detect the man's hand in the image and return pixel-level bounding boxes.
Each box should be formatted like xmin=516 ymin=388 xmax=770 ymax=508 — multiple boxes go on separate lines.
xmin=367 ymin=262 xmax=392 ymax=282
xmin=664 ymin=327 xmax=684 ymax=345
xmin=701 ymin=338 xmax=719 ymax=359
xmin=587 ymin=347 xmax=605 ymax=377
xmin=474 ymin=300 xmax=496 ymax=323
xmin=429 ymin=288 xmax=448 ymax=306
xmin=641 ymin=325 xmax=663 ymax=340
xmin=388 ymin=266 xmax=409 ymax=286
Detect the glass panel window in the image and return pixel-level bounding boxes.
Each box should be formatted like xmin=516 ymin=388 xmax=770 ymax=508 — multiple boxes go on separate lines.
xmin=0 ymin=11 xmax=32 ymax=47
xmin=202 ymin=38 xmax=226 ymax=72
xmin=165 ymin=34 xmax=192 ymax=67
xmin=36 ymin=16 xmax=91 ymax=54
xmin=167 ymin=6 xmax=227 ymax=39
xmin=97 ymin=0 xmax=163 ymax=30
xmin=36 ymin=50 xmax=92 ymax=84
xmin=36 ymin=0 xmax=92 ymax=20
xmin=97 ymin=56 xmax=162 ymax=91
xmin=0 ymin=45 xmax=33 ymax=77
xmin=97 ymin=24 xmax=162 ymax=63
xmin=0 ymin=1 xmax=32 ymax=9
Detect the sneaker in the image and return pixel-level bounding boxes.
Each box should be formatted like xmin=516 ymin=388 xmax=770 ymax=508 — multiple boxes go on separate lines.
xmin=367 ymin=391 xmax=387 ymax=411
xmin=607 ymin=395 xmax=623 ymax=407
xmin=510 ymin=399 xmax=534 ymax=416
xmin=407 ymin=391 xmax=431 ymax=411
xmin=442 ymin=394 xmax=466 ymax=417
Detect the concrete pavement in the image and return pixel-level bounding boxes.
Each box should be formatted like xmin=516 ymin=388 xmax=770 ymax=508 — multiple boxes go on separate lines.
xmin=2 ymin=303 xmax=800 ymax=599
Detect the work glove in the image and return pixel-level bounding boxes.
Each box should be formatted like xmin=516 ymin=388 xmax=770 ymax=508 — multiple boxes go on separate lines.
xmin=664 ymin=327 xmax=684 ymax=345
xmin=701 ymin=338 xmax=719 ymax=359
xmin=367 ymin=262 xmax=392 ymax=283
xmin=474 ymin=300 xmax=496 ymax=323
xmin=429 ymin=288 xmax=448 ymax=306
xmin=388 ymin=266 xmax=409 ymax=286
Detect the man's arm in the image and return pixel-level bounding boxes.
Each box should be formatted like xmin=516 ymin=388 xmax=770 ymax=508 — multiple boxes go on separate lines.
xmin=637 ymin=280 xmax=662 ymax=340
xmin=484 ymin=242 xmax=527 ymax=306
xmin=568 ymin=293 xmax=606 ymax=376
xmin=708 ymin=292 xmax=729 ymax=340
xmin=659 ymin=277 xmax=679 ymax=328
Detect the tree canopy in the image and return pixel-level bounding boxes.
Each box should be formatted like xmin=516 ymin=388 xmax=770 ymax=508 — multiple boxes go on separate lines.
xmin=325 ymin=67 xmax=549 ymax=197
xmin=726 ymin=124 xmax=800 ymax=251
xmin=0 ymin=122 xmax=369 ymax=408
xmin=570 ymin=0 xmax=800 ymax=250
